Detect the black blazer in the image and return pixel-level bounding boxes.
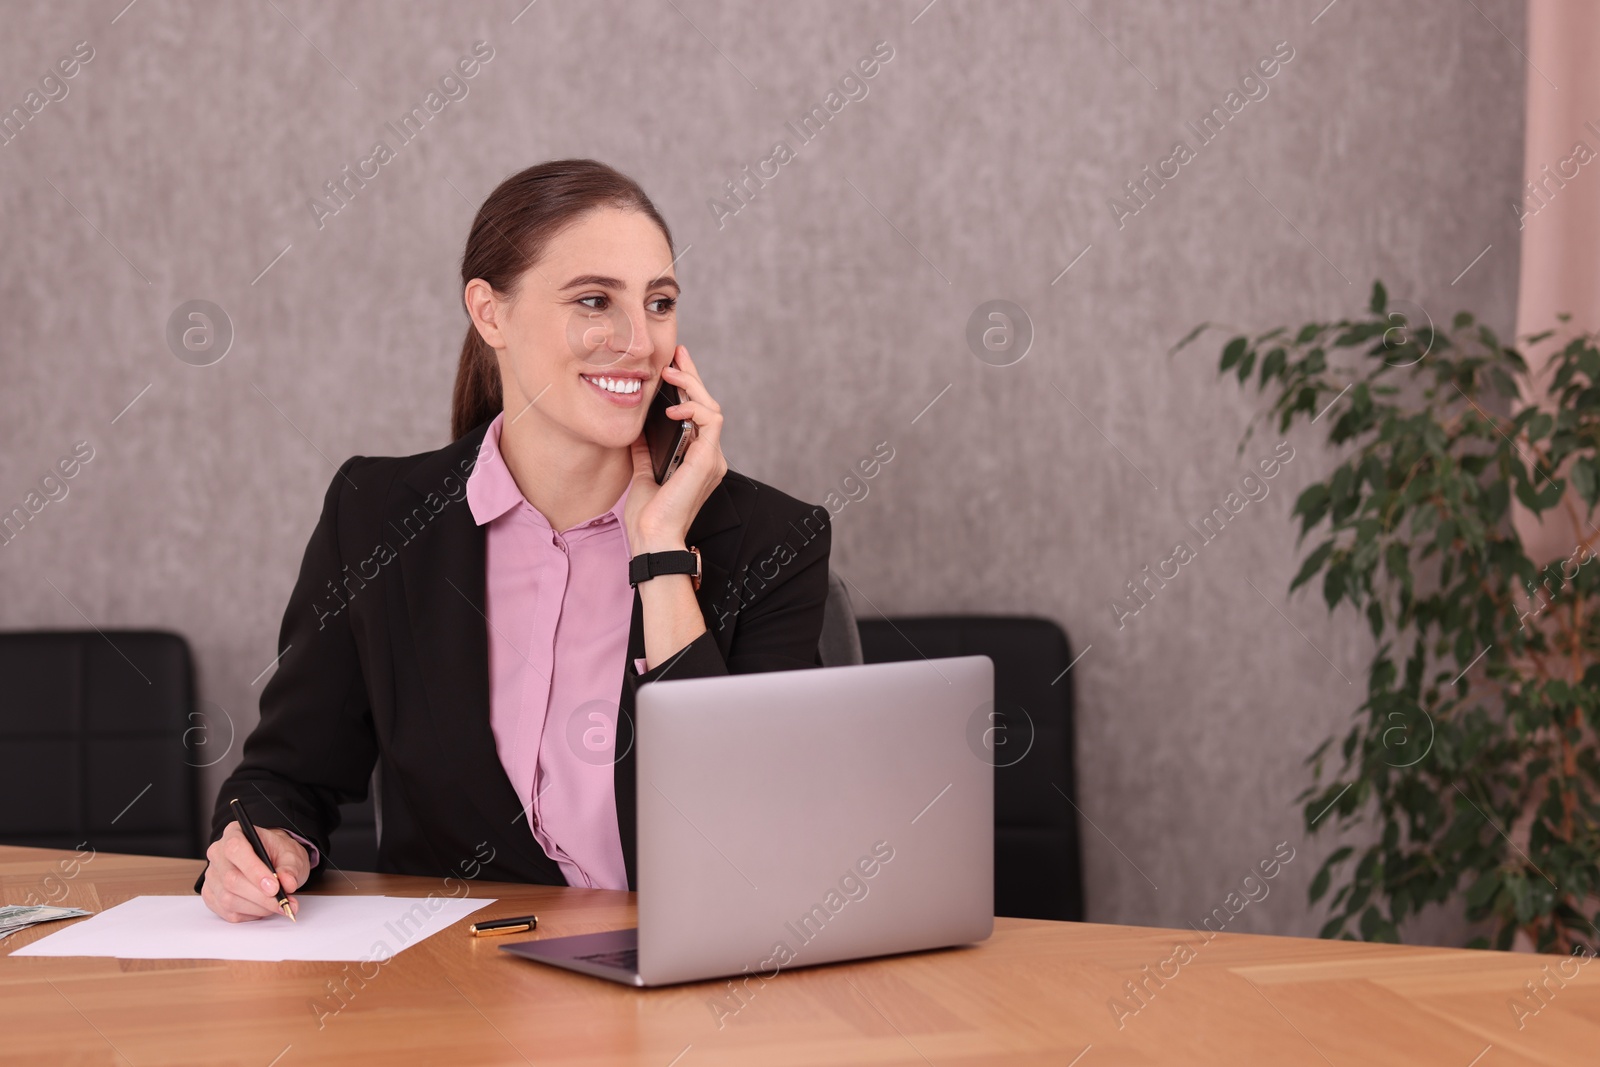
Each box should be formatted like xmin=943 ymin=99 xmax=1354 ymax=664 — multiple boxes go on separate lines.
xmin=193 ymin=419 xmax=831 ymax=894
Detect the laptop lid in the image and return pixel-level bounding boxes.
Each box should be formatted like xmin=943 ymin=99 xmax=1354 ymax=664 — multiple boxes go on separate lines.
xmin=634 ymin=655 xmax=994 ymax=986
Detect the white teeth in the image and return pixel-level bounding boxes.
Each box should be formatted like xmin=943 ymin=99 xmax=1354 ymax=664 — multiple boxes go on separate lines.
xmin=584 ymin=375 xmax=640 ymax=395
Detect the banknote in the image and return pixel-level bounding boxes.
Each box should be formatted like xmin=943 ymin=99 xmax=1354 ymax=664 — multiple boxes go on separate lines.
xmin=0 ymin=904 xmax=91 ymax=938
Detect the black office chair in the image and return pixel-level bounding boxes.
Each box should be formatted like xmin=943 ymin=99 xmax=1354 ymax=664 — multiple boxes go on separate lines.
xmin=856 ymin=615 xmax=1085 ymax=923
xmin=0 ymin=629 xmax=203 ymax=859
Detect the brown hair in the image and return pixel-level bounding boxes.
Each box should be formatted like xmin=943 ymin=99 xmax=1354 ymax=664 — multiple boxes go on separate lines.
xmin=451 ymin=159 xmax=675 ymax=440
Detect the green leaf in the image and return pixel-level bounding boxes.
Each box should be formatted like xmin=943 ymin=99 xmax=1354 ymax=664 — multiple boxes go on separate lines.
xmin=1323 ymin=559 xmax=1350 ymax=609
xmin=1294 ymin=483 xmax=1331 ymax=537
xmin=1236 ymin=349 xmax=1257 ymax=383
xmin=1330 ymin=464 xmax=1357 ymax=523
xmin=1578 ymin=343 xmax=1600 ymax=382
xmin=1259 ymin=347 xmax=1287 ymax=388
xmin=1515 ymin=476 xmax=1547 ymax=513
xmin=1291 ymin=540 xmax=1336 ymax=592
xmin=1369 ymin=281 xmax=1388 ymax=316
xmin=1465 ymin=868 xmax=1502 ymax=909
xmin=1572 ymin=457 xmax=1599 ymax=509
xmin=1221 ymin=336 xmax=1248 ymax=372
xmin=1530 ymin=476 xmax=1565 ymax=512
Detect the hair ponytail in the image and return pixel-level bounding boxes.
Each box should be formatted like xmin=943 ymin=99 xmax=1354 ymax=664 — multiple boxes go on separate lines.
xmin=451 ymin=325 xmax=502 ymax=443
xmin=449 ymin=158 xmax=675 ymax=441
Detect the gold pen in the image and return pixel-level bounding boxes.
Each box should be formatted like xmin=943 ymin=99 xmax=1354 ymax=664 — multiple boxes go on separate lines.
xmin=468 ymin=913 xmax=539 ymax=937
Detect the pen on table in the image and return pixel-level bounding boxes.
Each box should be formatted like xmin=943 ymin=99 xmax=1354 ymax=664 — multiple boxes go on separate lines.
xmin=468 ymin=914 xmax=539 ymax=937
xmin=228 ymin=797 xmax=296 ymax=922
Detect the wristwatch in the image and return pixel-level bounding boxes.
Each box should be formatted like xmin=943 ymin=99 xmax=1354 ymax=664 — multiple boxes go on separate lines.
xmin=629 ymin=547 xmax=701 ymax=590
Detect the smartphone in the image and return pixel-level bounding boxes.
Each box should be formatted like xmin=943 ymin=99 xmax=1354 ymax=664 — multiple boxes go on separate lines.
xmin=644 ymin=381 xmax=695 ymax=484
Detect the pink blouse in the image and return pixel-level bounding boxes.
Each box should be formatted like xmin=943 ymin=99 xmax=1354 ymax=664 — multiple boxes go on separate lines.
xmin=463 ymin=411 xmax=635 ymax=888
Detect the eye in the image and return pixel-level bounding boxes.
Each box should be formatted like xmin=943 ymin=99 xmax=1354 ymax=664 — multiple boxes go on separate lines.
xmin=577 ymin=294 xmax=608 ymax=310
xmin=648 ymin=296 xmax=677 ymax=314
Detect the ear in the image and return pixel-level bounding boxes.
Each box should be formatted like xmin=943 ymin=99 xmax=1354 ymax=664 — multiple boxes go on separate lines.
xmin=464 ymin=278 xmax=505 ymax=349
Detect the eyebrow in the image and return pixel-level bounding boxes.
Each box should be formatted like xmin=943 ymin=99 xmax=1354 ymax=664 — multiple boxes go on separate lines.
xmin=558 ymin=273 xmax=681 ymax=295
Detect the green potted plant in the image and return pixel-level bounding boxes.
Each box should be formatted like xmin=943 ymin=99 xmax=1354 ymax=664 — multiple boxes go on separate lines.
xmin=1176 ymin=283 xmax=1600 ymax=953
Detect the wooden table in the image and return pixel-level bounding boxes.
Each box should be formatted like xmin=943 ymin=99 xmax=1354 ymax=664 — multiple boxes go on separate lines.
xmin=1 ymin=845 xmax=1593 ymax=1066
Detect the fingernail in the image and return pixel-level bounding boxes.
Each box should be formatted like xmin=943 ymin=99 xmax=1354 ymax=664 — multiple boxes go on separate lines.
xmin=260 ymin=876 xmax=277 ymax=894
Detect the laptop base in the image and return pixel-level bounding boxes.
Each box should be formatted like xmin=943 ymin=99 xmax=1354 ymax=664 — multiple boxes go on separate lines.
xmin=498 ymin=928 xmax=644 ymax=986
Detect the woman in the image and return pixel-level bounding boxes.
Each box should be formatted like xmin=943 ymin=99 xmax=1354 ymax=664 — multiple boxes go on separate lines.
xmin=195 ymin=159 xmax=832 ymax=922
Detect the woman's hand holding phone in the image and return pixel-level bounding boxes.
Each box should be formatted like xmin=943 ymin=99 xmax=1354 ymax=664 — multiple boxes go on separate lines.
xmin=626 ymin=344 xmax=727 ymax=554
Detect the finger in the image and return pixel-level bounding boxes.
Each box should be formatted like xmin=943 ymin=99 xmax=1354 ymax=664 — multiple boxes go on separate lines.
xmin=665 ymin=400 xmax=722 ymax=431
xmin=216 ymin=887 xmax=281 ymax=923
xmin=691 ymin=419 xmax=723 ymax=464
xmin=220 ymin=854 xmax=278 ymax=904
xmin=223 ymin=829 xmax=284 ymax=900
xmin=672 ymin=348 xmax=723 ymax=414
xmin=668 ymin=409 xmax=721 ymax=464
xmin=262 ymin=829 xmax=309 ymax=892
xmin=663 ymin=354 xmax=719 ymax=412
xmin=676 ymin=412 xmax=723 ymax=471
xmin=218 ymin=865 xmax=285 ymax=919
xmin=224 ymin=857 xmax=299 ymax=921
xmin=200 ymin=860 xmax=281 ymax=923
xmin=663 ymin=368 xmax=716 ymax=412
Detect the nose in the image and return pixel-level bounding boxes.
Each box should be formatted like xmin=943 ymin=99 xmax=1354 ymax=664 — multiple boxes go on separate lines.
xmin=601 ymin=303 xmax=651 ymax=360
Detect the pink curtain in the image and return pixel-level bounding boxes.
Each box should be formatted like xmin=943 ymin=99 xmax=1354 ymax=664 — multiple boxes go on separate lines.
xmin=1513 ymin=1 xmax=1600 ymax=563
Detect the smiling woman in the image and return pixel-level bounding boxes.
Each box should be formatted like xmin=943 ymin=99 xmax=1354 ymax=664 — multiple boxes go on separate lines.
xmin=193 ymin=158 xmax=834 ymax=921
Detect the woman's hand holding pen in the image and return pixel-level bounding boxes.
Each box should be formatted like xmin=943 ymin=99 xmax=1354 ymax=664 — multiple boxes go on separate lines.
xmin=200 ymin=822 xmax=309 ymax=923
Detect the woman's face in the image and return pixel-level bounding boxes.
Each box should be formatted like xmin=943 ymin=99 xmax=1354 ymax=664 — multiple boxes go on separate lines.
xmin=469 ymin=206 xmax=679 ymax=451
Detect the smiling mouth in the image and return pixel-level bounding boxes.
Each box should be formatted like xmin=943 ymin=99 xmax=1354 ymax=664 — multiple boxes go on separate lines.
xmin=580 ymin=373 xmax=648 ymax=405
xmin=580 ymin=374 xmax=644 ymax=395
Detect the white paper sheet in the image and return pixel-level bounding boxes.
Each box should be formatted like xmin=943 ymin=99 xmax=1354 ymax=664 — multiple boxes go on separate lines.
xmin=7 ymin=894 xmax=497 ymax=961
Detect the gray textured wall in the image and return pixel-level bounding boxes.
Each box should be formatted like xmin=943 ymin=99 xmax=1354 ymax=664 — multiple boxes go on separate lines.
xmin=0 ymin=0 xmax=1526 ymax=942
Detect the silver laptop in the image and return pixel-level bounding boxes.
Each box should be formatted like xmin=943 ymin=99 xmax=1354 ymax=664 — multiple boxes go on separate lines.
xmin=500 ymin=655 xmax=994 ymax=986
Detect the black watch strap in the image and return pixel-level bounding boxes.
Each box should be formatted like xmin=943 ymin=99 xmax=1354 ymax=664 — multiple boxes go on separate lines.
xmin=629 ymin=548 xmax=701 ymax=589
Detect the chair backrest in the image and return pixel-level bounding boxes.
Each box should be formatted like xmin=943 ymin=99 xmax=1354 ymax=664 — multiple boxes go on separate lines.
xmin=857 ymin=615 xmax=1084 ymax=922
xmin=818 ymin=568 xmax=864 ymax=667
xmin=0 ymin=630 xmax=202 ymax=858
